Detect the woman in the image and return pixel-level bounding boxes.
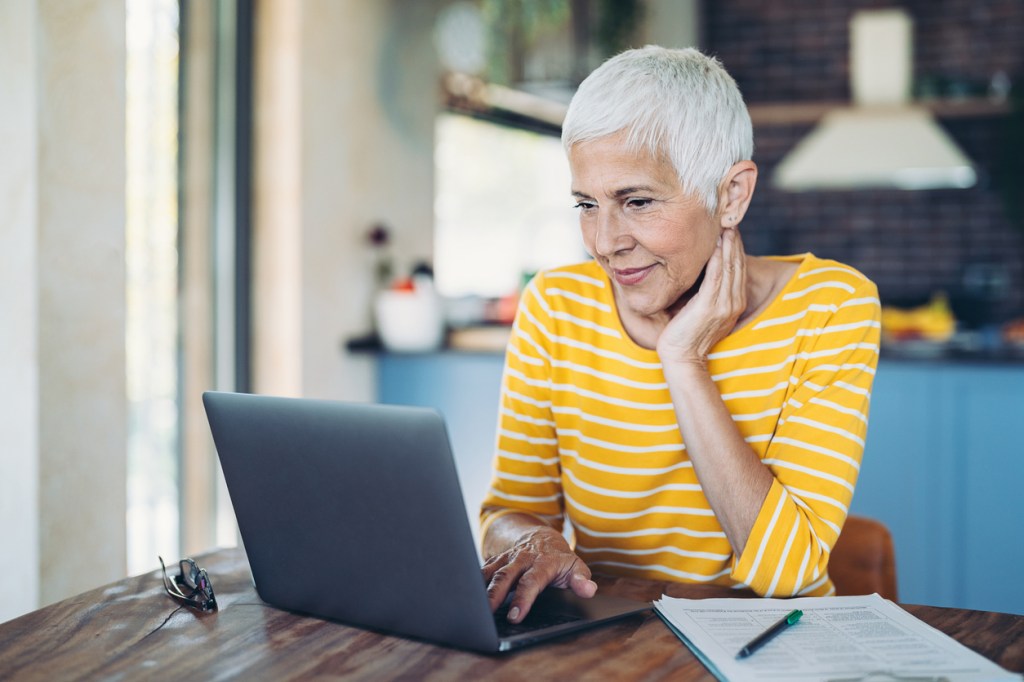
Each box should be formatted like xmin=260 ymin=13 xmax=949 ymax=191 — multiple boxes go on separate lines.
xmin=480 ymin=46 xmax=881 ymax=624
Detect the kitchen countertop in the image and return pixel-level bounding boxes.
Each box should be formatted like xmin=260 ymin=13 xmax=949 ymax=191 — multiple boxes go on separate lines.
xmin=351 ymin=323 xmax=1024 ymax=364
xmin=880 ymin=332 xmax=1024 ymax=363
xmin=355 ymin=341 xmax=1024 ymax=365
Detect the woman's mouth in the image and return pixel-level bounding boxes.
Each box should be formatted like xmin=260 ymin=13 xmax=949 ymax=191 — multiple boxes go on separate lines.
xmin=612 ymin=264 xmax=656 ymax=286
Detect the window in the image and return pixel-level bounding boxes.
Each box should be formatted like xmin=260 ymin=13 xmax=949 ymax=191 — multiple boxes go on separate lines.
xmin=125 ymin=0 xmax=180 ymax=574
xmin=434 ymin=112 xmax=586 ymax=299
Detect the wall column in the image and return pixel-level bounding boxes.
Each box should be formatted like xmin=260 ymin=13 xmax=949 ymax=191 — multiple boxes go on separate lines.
xmin=0 ymin=0 xmax=127 ymax=620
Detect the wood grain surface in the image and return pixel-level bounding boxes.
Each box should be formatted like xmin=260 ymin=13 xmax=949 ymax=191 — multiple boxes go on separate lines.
xmin=1 ymin=547 xmax=1020 ymax=681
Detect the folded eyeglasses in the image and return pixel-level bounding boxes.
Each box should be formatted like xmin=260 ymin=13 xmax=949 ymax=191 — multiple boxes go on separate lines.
xmin=159 ymin=556 xmax=218 ymax=612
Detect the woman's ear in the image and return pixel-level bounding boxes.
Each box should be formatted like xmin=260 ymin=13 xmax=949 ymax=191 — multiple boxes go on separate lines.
xmin=718 ymin=160 xmax=758 ymax=228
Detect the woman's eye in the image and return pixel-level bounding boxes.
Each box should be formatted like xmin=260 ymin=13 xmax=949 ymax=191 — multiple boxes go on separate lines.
xmin=573 ymin=201 xmax=596 ymax=211
xmin=626 ymin=198 xmax=652 ymax=209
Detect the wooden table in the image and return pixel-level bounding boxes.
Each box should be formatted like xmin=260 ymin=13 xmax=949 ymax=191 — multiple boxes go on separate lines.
xmin=2 ymin=547 xmax=1021 ymax=680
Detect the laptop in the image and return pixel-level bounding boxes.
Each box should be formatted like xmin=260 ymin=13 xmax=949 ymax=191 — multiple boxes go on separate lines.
xmin=202 ymin=391 xmax=649 ymax=652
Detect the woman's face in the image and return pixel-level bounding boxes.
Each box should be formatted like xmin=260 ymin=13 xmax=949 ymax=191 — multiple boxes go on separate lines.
xmin=568 ymin=132 xmax=722 ymax=322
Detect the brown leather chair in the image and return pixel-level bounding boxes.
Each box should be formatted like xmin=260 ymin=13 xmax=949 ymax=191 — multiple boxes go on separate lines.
xmin=830 ymin=515 xmax=899 ymax=601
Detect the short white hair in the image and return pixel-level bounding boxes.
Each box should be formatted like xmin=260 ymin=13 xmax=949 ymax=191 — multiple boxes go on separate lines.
xmin=562 ymin=46 xmax=753 ymax=214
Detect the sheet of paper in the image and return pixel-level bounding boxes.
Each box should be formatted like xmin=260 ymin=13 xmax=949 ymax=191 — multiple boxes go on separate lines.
xmin=653 ymin=593 xmax=1020 ymax=682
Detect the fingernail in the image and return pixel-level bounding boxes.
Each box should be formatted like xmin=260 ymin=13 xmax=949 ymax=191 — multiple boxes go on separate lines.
xmin=508 ymin=606 xmax=520 ymax=621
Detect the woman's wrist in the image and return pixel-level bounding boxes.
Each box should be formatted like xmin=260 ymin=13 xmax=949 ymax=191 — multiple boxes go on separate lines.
xmin=658 ymin=353 xmax=711 ymax=380
xmin=513 ymin=523 xmax=567 ymax=551
xmin=483 ymin=511 xmax=557 ymax=557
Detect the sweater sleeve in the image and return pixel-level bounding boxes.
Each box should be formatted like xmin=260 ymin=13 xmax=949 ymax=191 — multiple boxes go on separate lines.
xmin=731 ymin=278 xmax=881 ymax=596
xmin=479 ymin=275 xmax=565 ymax=539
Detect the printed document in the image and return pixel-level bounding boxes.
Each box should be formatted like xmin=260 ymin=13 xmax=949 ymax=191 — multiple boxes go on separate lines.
xmin=653 ymin=593 xmax=1020 ymax=681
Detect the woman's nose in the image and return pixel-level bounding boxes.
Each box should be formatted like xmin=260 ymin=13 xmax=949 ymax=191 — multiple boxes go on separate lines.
xmin=593 ymin=209 xmax=633 ymax=257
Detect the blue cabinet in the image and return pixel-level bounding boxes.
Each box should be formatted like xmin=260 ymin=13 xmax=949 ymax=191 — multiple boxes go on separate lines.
xmin=378 ymin=352 xmax=1024 ymax=613
xmin=854 ymin=360 xmax=1024 ymax=614
xmin=851 ymin=364 xmax=953 ymax=604
xmin=959 ymin=367 xmax=1024 ymax=613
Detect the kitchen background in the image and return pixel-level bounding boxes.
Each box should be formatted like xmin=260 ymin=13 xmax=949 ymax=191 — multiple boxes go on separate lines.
xmin=706 ymin=0 xmax=1024 ymax=326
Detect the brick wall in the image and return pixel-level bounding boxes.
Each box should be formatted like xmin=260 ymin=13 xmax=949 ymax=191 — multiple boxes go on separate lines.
xmin=704 ymin=0 xmax=1024 ymax=323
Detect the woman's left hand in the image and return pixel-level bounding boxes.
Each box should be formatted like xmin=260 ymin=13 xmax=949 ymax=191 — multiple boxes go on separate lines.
xmin=656 ymin=227 xmax=748 ymax=367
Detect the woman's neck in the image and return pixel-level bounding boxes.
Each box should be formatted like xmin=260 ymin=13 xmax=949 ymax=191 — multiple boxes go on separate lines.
xmin=735 ymin=256 xmax=799 ymax=331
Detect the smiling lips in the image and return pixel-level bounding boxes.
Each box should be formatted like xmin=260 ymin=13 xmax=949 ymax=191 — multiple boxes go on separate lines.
xmin=612 ymin=264 xmax=656 ymax=286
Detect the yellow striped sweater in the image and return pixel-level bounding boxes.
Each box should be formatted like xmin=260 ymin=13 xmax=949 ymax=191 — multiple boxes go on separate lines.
xmin=480 ymin=253 xmax=881 ymax=597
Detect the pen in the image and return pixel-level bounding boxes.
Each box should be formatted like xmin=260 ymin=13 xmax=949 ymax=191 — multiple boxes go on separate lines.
xmin=735 ymin=609 xmax=803 ymax=659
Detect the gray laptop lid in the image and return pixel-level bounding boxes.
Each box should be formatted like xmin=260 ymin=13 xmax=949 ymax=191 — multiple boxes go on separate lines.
xmin=203 ymin=391 xmax=648 ymax=653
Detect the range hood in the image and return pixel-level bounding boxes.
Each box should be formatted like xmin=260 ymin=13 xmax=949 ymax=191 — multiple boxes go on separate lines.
xmin=773 ymin=9 xmax=977 ymax=191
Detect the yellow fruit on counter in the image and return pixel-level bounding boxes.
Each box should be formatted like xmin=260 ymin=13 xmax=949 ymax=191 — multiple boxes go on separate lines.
xmin=881 ymin=292 xmax=956 ymax=342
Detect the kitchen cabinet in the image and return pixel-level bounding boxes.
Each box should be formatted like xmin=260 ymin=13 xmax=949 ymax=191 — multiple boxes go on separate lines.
xmin=854 ymin=359 xmax=1024 ymax=614
xmin=377 ymin=352 xmax=1024 ymax=613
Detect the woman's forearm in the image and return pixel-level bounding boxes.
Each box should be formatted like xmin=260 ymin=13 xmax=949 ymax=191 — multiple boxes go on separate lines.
xmin=662 ymin=361 xmax=773 ymax=555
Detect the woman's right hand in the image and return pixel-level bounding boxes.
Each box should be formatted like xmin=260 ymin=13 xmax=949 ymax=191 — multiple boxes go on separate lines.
xmin=481 ymin=523 xmax=597 ymax=624
xmin=656 ymin=226 xmax=748 ymax=368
